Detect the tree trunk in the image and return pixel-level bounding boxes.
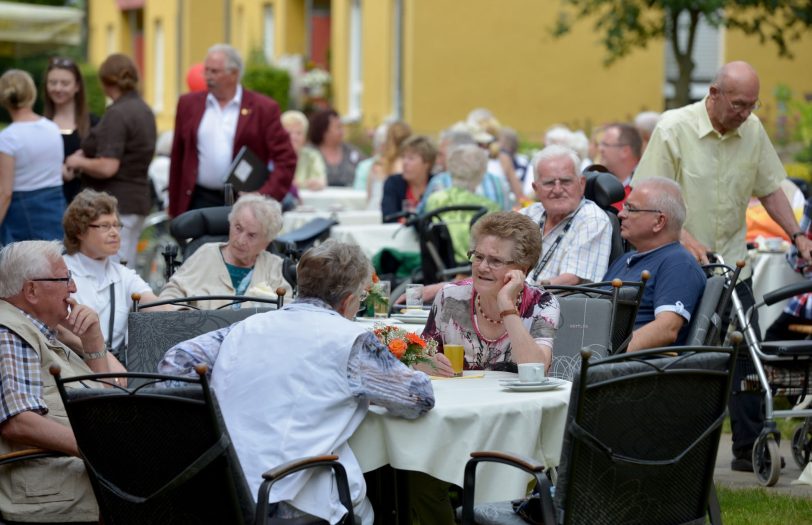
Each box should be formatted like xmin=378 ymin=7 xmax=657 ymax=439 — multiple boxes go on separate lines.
xmin=669 ymin=8 xmax=700 ymax=108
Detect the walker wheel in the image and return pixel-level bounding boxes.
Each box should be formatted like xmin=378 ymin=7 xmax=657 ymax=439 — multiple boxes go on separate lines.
xmin=753 ymin=434 xmax=781 ymax=486
xmin=791 ymin=425 xmax=812 ymax=469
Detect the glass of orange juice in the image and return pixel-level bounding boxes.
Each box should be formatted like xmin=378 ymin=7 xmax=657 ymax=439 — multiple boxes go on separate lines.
xmin=444 ymin=343 xmax=465 ymax=377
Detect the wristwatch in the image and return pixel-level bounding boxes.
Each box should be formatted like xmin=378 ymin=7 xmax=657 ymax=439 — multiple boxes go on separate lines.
xmin=791 ymin=231 xmax=806 ymax=245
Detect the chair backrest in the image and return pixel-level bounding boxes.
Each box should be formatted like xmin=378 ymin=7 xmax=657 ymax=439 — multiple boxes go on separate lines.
xmin=583 ymin=169 xmax=624 ymax=210
xmin=684 ymin=260 xmax=742 ymax=347
xmin=684 ymin=275 xmax=726 ymax=346
xmin=550 ymin=296 xmax=613 ymax=379
xmin=125 ymin=307 xmax=272 ymax=378
xmin=52 ymin=373 xmax=255 ymax=525
xmin=554 ymin=345 xmax=736 ymax=525
xmin=417 ymin=205 xmax=488 ymax=284
xmin=547 ymin=277 xmax=647 ymax=355
xmin=170 ymin=206 xmax=232 ymax=258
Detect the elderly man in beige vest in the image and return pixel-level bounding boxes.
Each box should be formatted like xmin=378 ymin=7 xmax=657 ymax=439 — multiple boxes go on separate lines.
xmin=0 ymin=240 xmax=123 ymax=524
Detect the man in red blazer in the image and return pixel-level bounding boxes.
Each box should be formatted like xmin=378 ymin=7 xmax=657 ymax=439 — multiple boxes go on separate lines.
xmin=168 ymin=43 xmax=297 ymax=217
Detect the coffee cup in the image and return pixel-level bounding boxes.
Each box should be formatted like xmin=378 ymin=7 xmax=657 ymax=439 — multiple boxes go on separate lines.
xmin=517 ymin=363 xmax=546 ymax=383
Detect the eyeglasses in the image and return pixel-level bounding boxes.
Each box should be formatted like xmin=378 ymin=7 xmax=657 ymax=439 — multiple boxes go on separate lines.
xmin=622 ymin=202 xmax=662 ymax=214
xmin=87 ymin=222 xmax=123 ymax=232
xmin=720 ymin=91 xmax=761 ymax=113
xmin=468 ymin=250 xmax=516 ymax=270
xmin=538 ymin=177 xmax=577 ymax=190
xmin=31 ymin=270 xmax=73 ymax=286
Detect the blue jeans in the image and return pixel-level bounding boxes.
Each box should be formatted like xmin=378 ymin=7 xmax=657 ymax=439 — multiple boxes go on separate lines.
xmin=1 ymin=186 xmax=65 ymax=245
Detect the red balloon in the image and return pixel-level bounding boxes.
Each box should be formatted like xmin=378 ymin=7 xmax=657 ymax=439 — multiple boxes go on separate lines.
xmin=186 ymin=63 xmax=206 ymax=92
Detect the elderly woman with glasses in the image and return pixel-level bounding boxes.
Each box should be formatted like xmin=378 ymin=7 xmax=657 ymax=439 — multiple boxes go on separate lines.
xmin=63 ymin=189 xmax=165 ymax=354
xmin=158 ymin=194 xmax=293 ymax=309
xmin=421 ymin=211 xmax=559 ymax=376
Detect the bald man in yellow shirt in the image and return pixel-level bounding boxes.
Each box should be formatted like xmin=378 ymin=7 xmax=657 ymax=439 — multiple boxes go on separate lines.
xmin=635 ymin=61 xmax=811 ymax=473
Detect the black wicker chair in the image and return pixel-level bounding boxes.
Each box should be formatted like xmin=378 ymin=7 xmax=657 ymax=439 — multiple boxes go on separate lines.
xmin=546 ymin=273 xmax=648 ymax=356
xmin=49 ymin=365 xmax=356 ymax=525
xmin=461 ymin=335 xmax=741 ymax=525
xmin=125 ymin=295 xmax=284 ymax=380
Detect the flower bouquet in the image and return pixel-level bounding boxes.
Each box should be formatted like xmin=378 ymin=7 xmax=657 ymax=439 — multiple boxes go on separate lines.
xmin=372 ymin=324 xmax=437 ymax=367
xmin=364 ymin=273 xmax=389 ymax=318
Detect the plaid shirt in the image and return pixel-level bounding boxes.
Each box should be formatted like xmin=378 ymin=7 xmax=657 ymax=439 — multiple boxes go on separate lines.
xmin=520 ymin=199 xmax=613 ymax=284
xmin=784 ymin=198 xmax=812 ymax=318
xmin=0 ymin=307 xmax=60 ymax=425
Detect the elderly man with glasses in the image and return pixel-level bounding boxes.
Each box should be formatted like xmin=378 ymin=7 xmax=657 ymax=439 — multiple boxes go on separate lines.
xmin=634 ymin=60 xmax=810 ymax=473
xmin=603 ymin=177 xmax=705 ymax=352
xmin=0 ymin=240 xmax=124 ymax=524
xmin=520 ymin=144 xmax=613 ymax=286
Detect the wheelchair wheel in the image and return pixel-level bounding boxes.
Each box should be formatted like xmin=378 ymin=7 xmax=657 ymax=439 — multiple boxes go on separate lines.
xmin=791 ymin=424 xmax=812 ymax=469
xmin=753 ymin=434 xmax=781 ymax=486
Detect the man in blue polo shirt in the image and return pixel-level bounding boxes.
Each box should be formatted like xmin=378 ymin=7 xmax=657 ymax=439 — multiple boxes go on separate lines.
xmin=604 ymin=177 xmax=706 ymax=351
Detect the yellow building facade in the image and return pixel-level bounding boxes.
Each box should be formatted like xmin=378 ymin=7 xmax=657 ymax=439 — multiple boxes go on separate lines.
xmin=87 ymin=0 xmax=811 ymax=139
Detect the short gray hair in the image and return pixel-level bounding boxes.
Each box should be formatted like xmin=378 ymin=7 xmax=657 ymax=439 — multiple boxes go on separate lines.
xmin=634 ymin=111 xmax=661 ymax=139
xmin=296 ymin=240 xmax=372 ymax=309
xmin=533 ymin=144 xmax=581 ymax=181
xmin=634 ymin=177 xmax=687 ymax=232
xmin=439 ymin=128 xmax=476 ymax=149
xmin=447 ymin=144 xmax=488 ymax=192
xmin=229 ymin=194 xmax=283 ymax=243
xmin=0 ymin=241 xmax=64 ymax=298
xmin=281 ymin=110 xmax=309 ymax=132
xmin=208 ymin=43 xmax=244 ymax=79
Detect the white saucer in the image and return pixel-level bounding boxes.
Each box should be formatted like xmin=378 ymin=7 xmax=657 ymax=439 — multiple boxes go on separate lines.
xmin=501 ymin=378 xmax=566 ymax=392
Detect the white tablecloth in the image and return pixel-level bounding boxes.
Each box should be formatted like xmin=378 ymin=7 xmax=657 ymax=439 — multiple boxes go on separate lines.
xmin=750 ymin=250 xmax=805 ymax=338
xmin=298 ymin=188 xmax=368 ymax=211
xmin=281 ymin=209 xmax=382 ymax=234
xmin=349 ymin=370 xmax=571 ymax=504
xmin=330 ymin=223 xmax=420 ymax=259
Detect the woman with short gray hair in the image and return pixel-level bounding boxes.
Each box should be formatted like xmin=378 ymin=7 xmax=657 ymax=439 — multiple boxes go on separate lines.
xmin=205 ymin=239 xmax=434 ymax=522
xmin=159 ymin=195 xmax=291 ymax=309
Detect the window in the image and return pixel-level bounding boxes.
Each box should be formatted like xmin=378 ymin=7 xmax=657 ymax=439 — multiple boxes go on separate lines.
xmin=664 ymin=11 xmax=723 ymax=102
xmin=263 ymin=4 xmax=275 ymax=64
xmin=153 ymin=19 xmax=164 ymax=112
xmin=347 ymin=0 xmax=363 ymax=119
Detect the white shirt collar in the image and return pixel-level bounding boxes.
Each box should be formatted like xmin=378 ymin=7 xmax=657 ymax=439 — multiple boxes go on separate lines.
xmin=206 ymin=84 xmax=243 ymax=109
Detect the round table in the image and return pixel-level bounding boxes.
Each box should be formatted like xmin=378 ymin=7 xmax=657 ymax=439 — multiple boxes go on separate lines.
xmin=349 ymin=370 xmax=571 ymax=504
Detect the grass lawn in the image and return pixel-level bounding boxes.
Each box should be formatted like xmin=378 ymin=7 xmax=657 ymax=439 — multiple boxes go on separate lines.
xmin=718 ymin=486 xmax=812 ymax=524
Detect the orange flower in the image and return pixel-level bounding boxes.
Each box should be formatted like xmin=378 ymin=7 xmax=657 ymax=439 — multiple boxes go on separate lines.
xmin=406 ymin=332 xmax=426 ymax=348
xmin=388 ymin=339 xmax=407 ymax=358
xmin=372 ymin=272 xmax=380 ymax=283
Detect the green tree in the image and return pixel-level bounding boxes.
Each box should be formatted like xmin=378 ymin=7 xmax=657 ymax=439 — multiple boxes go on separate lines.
xmin=554 ymin=0 xmax=812 ymax=107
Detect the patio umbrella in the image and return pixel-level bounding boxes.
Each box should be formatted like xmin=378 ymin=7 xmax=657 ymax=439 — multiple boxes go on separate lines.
xmin=0 ymin=1 xmax=83 ymax=58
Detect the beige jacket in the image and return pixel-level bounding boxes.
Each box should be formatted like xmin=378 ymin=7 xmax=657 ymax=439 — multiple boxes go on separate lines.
xmin=0 ymin=300 xmax=99 ymax=523
xmin=158 ymin=242 xmax=293 ymax=310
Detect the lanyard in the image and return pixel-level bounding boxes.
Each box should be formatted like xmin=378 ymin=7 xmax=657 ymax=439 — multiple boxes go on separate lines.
xmin=530 ymin=203 xmax=582 ymax=282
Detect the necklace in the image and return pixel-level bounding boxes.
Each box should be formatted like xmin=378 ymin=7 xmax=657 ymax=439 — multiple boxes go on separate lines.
xmin=476 ymin=293 xmax=522 ymax=325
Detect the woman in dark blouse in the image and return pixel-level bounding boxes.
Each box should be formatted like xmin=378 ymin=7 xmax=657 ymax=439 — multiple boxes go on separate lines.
xmin=42 ymin=57 xmax=97 ymax=204
xmin=65 ymin=53 xmax=156 ymax=268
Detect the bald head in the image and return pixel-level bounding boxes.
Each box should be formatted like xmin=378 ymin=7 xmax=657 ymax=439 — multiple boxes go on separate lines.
xmin=707 ymin=61 xmax=760 ymax=135
xmin=713 ymin=61 xmax=760 ymax=96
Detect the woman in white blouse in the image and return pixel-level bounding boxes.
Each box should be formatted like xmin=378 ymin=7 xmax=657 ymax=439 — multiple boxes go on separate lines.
xmin=62 ymin=189 xmax=166 ymax=354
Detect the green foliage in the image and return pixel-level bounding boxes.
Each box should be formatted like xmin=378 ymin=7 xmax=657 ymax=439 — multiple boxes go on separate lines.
xmin=242 ymin=62 xmax=291 ymax=111
xmin=79 ymin=62 xmax=106 ymax=118
xmin=775 ymin=84 xmax=812 ymax=163
xmin=554 ymin=1 xmax=812 ymax=106
xmin=717 ymin=486 xmax=812 ymax=525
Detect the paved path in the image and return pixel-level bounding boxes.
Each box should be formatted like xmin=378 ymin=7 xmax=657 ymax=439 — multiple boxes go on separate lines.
xmin=715 ymin=433 xmax=812 ymax=498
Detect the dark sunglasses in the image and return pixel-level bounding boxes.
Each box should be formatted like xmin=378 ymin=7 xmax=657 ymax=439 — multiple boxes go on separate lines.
xmin=49 ymin=57 xmax=76 ymax=68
